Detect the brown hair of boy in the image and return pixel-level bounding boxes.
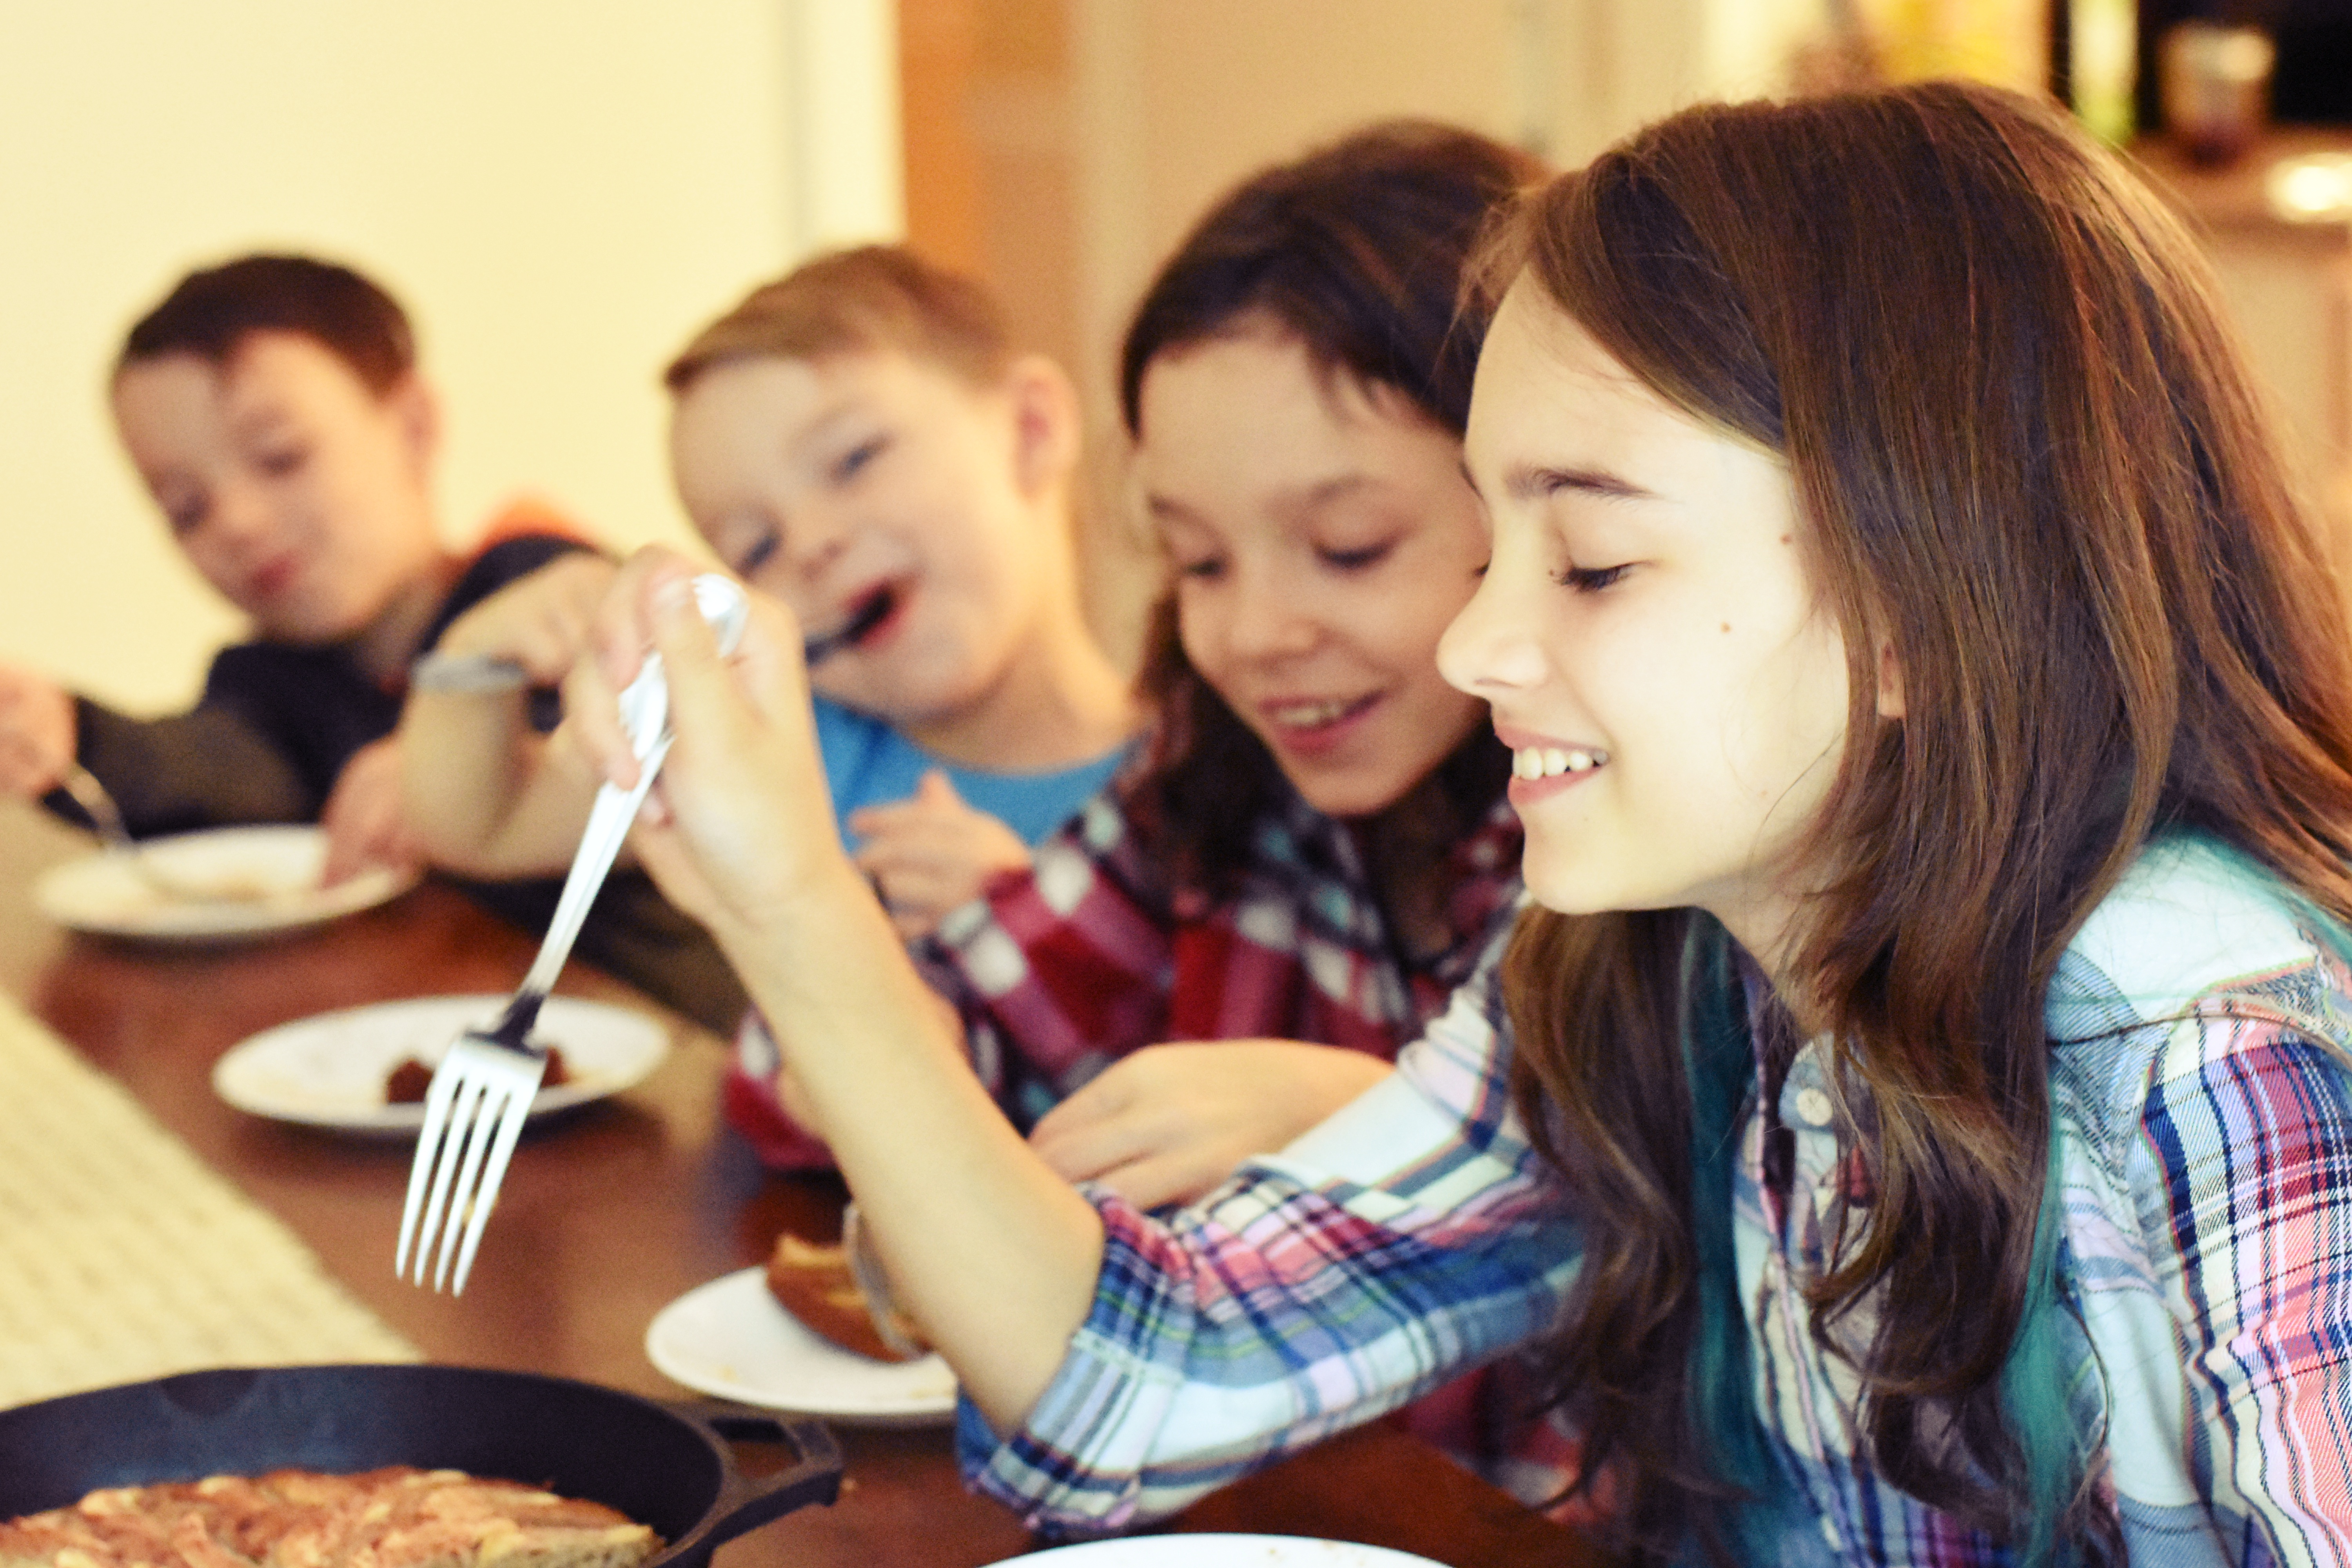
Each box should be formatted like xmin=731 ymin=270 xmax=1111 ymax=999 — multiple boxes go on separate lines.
xmin=118 ymin=253 xmax=416 ymax=396
xmin=664 ymin=244 xmax=1014 ymax=395
xmin=1492 ymin=80 xmax=2352 ymax=1561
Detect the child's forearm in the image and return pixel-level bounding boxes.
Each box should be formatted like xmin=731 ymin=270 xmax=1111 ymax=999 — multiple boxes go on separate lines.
xmin=397 ymin=689 xmax=592 ymax=876
xmin=581 ymin=549 xmax=1105 ymax=1430
xmin=401 ymin=551 xmax=622 ymax=877
xmin=724 ymin=857 xmax=1105 ymax=1432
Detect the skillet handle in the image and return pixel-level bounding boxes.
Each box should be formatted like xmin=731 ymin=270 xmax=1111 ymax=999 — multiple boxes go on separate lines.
xmin=668 ymin=1399 xmax=844 ymax=1546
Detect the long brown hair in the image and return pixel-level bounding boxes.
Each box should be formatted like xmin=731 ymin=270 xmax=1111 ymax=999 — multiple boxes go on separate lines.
xmin=1120 ymin=120 xmax=1543 ymax=893
xmin=1495 ymin=81 xmax=2352 ymax=1559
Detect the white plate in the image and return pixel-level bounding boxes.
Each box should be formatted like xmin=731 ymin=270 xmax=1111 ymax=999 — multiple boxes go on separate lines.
xmin=999 ymin=1538 xmax=1445 ymax=1566
xmin=212 ymin=993 xmax=670 ymax=1134
xmin=645 ymin=1266 xmax=958 ymax=1426
xmin=34 ymin=824 xmax=414 ymax=940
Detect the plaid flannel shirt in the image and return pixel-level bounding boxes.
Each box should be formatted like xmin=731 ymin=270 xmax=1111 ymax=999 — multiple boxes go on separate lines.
xmin=965 ymin=835 xmax=2352 ymax=1564
xmin=724 ymin=780 xmax=1524 ymax=1162
xmin=926 ymin=783 xmax=1524 ymax=1129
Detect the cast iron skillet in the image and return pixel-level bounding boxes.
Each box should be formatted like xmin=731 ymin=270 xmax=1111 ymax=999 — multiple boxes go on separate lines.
xmin=0 ymin=1364 xmax=841 ymax=1568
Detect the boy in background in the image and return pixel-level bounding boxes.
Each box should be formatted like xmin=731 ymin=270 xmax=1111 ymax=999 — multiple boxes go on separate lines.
xmin=0 ymin=253 xmax=744 ymax=1033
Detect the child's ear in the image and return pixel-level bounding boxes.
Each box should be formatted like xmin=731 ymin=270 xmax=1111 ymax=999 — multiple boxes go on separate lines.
xmin=1875 ymin=637 xmax=1906 ymax=720
xmin=1003 ymin=354 xmax=1080 ymax=498
xmin=387 ymin=373 xmax=441 ymax=477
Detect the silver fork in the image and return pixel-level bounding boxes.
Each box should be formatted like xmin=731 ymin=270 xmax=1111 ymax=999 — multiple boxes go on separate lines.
xmin=396 ymin=573 xmax=748 ymax=1294
xmin=56 ymin=762 xmax=223 ymax=902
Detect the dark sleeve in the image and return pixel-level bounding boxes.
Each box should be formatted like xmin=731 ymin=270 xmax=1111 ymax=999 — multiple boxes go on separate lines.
xmin=419 ymin=534 xmax=600 ymax=649
xmin=45 ymin=635 xmax=401 ymax=838
xmin=54 ymin=689 xmax=319 ymax=836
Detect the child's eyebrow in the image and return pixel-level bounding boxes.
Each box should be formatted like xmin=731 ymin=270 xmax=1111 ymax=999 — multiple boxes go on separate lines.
xmin=792 ymin=397 xmax=875 ymax=454
xmin=1143 ymin=471 xmax=1381 ymax=525
xmin=1141 ymin=491 xmax=1200 ymax=524
xmin=1504 ymin=463 xmax=1652 ymax=505
xmin=228 ymin=408 xmax=300 ymax=444
xmin=1291 ymin=474 xmax=1377 ymax=511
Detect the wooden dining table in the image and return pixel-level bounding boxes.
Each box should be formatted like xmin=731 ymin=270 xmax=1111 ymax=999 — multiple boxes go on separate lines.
xmin=0 ymin=799 xmax=1606 ymax=1568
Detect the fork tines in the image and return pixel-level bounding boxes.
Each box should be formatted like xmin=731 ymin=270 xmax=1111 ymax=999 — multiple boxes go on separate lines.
xmin=394 ymin=1030 xmax=547 ymax=1294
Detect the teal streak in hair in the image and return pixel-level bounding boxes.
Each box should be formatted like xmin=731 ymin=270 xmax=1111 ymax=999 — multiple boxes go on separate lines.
xmin=1675 ymin=920 xmax=1786 ymax=1549
xmin=2000 ymin=1134 xmax=2090 ymax=1568
xmin=1679 ymin=917 xmax=2092 ymax=1564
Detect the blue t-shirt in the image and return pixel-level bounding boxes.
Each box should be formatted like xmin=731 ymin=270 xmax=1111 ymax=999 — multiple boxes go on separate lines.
xmin=813 ymin=695 xmax=1127 ymax=848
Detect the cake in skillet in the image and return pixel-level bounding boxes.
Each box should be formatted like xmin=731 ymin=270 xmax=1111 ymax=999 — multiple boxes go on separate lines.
xmin=0 ymin=1465 xmax=659 ymax=1568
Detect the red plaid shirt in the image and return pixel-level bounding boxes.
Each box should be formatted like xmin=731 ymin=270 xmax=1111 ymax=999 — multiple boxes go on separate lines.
xmin=724 ymin=780 xmax=1524 ymax=1164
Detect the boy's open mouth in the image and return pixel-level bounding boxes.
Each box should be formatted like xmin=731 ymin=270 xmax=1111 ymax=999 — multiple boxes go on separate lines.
xmin=803 ymin=584 xmax=900 ymax=664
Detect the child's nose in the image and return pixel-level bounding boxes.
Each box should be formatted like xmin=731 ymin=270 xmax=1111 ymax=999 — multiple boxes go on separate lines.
xmin=1223 ymin=574 xmax=1320 ymax=661
xmin=1437 ymin=573 xmax=1542 ymax=694
xmin=203 ymin=479 xmax=277 ymax=552
xmin=781 ymin=508 xmax=852 ymax=581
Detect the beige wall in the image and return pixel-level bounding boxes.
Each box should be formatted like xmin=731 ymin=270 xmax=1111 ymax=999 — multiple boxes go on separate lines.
xmin=1069 ymin=0 xmax=1714 ymax=401
xmin=0 ymin=0 xmax=898 ymax=713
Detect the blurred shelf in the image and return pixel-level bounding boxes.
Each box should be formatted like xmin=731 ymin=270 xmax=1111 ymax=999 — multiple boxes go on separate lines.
xmin=2131 ymin=129 xmax=2352 ymax=535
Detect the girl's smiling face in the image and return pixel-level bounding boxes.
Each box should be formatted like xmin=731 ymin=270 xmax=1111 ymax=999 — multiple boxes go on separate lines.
xmin=1441 ymin=283 xmax=1857 ymax=970
xmin=1135 ymin=327 xmax=1490 ymax=820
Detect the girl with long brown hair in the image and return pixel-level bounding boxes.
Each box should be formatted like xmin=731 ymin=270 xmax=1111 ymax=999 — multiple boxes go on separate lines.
xmin=561 ymin=80 xmax=2352 ymax=1564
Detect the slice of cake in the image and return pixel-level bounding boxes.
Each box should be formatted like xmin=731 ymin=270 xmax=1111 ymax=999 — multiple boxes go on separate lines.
xmin=764 ymin=1234 xmax=929 ymax=1363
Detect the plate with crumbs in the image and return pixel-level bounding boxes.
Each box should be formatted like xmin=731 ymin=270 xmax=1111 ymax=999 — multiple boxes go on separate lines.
xmin=35 ymin=824 xmax=414 ymax=940
xmin=646 ymin=1266 xmax=958 ymax=1426
xmin=212 ymin=993 xmax=670 ymax=1134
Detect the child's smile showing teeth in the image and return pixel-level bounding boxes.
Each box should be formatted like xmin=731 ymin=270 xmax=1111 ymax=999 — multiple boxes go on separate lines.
xmin=1511 ymin=745 xmax=1606 ymax=780
xmin=1502 ymin=737 xmax=1610 ymax=807
xmin=1267 ymin=693 xmax=1376 ymax=732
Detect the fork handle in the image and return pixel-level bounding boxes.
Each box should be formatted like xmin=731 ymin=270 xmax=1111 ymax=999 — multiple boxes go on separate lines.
xmin=57 ymin=763 xmax=133 ymax=849
xmin=518 ymin=733 xmax=671 ymax=1000
xmin=512 ymin=575 xmax=739 ymax=1009
xmin=489 ymin=986 xmax=549 ymax=1050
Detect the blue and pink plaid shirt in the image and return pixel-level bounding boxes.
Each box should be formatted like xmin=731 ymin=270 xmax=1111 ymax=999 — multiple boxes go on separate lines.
xmin=963 ymin=835 xmax=2352 ymax=1563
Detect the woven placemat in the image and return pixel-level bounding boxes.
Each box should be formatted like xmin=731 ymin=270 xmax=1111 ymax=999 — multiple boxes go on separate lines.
xmin=0 ymin=997 xmax=417 ymax=1410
